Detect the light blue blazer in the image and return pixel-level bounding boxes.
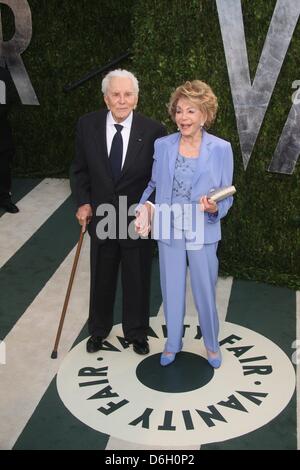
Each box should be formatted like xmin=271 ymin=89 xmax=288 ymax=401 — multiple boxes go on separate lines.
xmin=139 ymin=130 xmax=234 ymax=244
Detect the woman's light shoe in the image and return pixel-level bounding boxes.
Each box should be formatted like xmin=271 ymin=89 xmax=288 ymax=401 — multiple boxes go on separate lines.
xmin=160 ymin=352 xmax=176 ymax=366
xmin=207 ymin=349 xmax=222 ymax=369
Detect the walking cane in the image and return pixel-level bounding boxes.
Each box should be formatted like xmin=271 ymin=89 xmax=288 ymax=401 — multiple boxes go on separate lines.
xmin=51 ymin=228 xmax=85 ymax=359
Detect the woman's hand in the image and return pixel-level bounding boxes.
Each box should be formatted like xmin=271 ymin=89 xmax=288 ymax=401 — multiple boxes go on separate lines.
xmin=135 ymin=203 xmax=154 ymax=237
xmin=199 ymin=196 xmax=218 ymax=214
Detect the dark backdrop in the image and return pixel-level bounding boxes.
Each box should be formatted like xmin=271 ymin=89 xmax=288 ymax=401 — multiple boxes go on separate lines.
xmin=1 ymin=0 xmax=299 ymax=288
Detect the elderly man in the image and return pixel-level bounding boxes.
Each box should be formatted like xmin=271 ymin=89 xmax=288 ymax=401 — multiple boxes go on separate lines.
xmin=71 ymin=69 xmax=166 ymax=355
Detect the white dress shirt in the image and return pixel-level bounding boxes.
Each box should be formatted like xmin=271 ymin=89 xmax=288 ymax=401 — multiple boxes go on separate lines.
xmin=107 ymin=110 xmax=154 ymax=215
xmin=106 ymin=111 xmax=133 ymax=169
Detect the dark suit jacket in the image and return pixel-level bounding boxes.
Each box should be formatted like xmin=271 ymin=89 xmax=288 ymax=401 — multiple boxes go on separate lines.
xmin=71 ymin=109 xmax=166 ymax=245
xmin=0 ymin=66 xmax=15 ymax=152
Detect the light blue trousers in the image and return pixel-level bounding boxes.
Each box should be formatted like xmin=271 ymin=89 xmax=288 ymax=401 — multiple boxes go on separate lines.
xmin=158 ymin=234 xmax=219 ymax=353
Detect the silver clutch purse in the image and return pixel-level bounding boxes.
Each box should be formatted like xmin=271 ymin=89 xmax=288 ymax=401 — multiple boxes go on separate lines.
xmin=207 ymin=185 xmax=236 ymax=202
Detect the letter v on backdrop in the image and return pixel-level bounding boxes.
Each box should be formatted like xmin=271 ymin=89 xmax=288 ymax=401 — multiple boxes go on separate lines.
xmin=217 ymin=0 xmax=300 ymax=174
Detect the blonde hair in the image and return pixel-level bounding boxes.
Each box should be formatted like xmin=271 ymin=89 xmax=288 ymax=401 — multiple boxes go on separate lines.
xmin=168 ymin=80 xmax=218 ymax=128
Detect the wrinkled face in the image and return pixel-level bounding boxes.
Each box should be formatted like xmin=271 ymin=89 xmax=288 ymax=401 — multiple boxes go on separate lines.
xmin=175 ymin=97 xmax=205 ymax=137
xmin=104 ymin=77 xmax=138 ymax=123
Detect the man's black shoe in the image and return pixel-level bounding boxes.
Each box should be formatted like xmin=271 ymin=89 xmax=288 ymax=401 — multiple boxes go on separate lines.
xmin=86 ymin=335 xmax=103 ymax=353
xmin=132 ymin=339 xmax=149 ymax=355
xmin=0 ymin=200 xmax=19 ymax=213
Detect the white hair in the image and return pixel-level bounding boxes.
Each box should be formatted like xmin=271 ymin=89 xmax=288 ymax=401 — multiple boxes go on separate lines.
xmin=101 ymin=69 xmax=139 ymax=95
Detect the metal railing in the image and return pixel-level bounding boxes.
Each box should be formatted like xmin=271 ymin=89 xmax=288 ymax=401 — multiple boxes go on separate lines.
xmin=63 ymin=51 xmax=131 ymax=93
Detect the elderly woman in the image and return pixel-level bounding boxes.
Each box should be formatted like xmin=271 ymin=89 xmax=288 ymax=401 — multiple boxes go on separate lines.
xmin=136 ymin=80 xmax=234 ymax=368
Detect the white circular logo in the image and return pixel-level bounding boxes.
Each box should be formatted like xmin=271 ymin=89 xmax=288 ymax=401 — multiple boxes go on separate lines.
xmin=57 ymin=317 xmax=295 ymax=447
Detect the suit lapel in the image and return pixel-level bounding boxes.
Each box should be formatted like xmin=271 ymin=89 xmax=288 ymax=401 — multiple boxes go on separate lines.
xmin=92 ymin=110 xmax=113 ymax=179
xmin=119 ymin=112 xmax=144 ymax=180
xmin=192 ymin=129 xmax=212 ymax=185
xmin=168 ymin=133 xmax=181 ymax=179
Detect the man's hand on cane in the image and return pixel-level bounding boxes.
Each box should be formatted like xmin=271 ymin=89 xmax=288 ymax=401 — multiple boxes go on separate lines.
xmin=76 ymin=204 xmax=93 ymax=233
